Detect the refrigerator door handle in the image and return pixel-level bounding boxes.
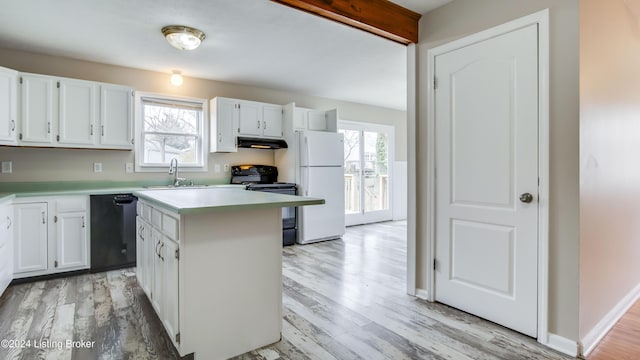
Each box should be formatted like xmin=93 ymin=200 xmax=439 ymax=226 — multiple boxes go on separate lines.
xmin=304 ymin=136 xmax=310 ymax=195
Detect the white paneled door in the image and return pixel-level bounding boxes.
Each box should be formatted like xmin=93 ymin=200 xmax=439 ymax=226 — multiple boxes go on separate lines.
xmin=434 ymin=24 xmax=539 ymax=337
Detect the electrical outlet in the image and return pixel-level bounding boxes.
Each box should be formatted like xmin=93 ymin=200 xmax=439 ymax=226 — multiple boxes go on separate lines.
xmin=214 ymin=164 xmax=221 ymax=173
xmin=1 ymin=161 xmax=12 ymax=174
xmin=93 ymin=162 xmax=102 ymax=173
xmin=224 ymin=164 xmax=230 ymax=173
xmin=125 ymin=163 xmax=134 ymax=173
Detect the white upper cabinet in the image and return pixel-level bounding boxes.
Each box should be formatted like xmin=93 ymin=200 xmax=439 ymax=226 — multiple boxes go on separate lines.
xmin=237 ymin=100 xmax=282 ymax=138
xmin=262 ymin=104 xmax=283 ymax=138
xmin=20 ymin=74 xmax=55 ymax=145
xmin=58 ymin=78 xmax=97 ymax=146
xmin=17 ymin=71 xmax=133 ymax=150
xmin=210 ymin=97 xmax=284 ymax=153
xmin=0 ymin=67 xmax=18 ymax=145
xmin=100 ymin=84 xmax=133 ymax=149
xmin=210 ymin=97 xmax=239 ymax=153
xmin=237 ymin=101 xmax=261 ymax=136
xmin=292 ymin=107 xmax=338 ymax=132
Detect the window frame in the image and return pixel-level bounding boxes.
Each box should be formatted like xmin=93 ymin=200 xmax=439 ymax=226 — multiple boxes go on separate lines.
xmin=134 ymin=92 xmax=208 ymax=172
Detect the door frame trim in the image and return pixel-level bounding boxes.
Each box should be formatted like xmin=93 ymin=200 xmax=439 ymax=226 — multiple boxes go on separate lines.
xmin=423 ymin=9 xmax=550 ymax=343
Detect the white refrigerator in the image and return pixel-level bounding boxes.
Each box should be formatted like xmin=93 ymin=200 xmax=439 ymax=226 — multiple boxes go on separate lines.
xmin=297 ymin=130 xmax=345 ymax=244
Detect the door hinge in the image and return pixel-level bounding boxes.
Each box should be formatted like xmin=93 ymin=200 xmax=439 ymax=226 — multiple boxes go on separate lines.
xmin=175 ymin=333 xmax=181 ymax=344
xmin=19 ymin=77 xmax=23 ymax=84
xmin=54 ymin=260 xmax=58 ymax=268
xmin=56 ymin=135 xmax=60 ymax=142
xmin=54 ymin=215 xmax=58 ymax=223
xmin=57 ymin=81 xmax=60 ymax=89
xmin=131 ymin=138 xmax=134 ymax=145
xmin=433 ymin=77 xmax=438 ymax=90
xmin=433 ymin=258 xmax=438 ymax=271
xmin=237 ymin=128 xmax=240 ymax=133
xmin=175 ymin=249 xmax=179 ymax=260
xmin=19 ymin=133 xmax=22 ymax=140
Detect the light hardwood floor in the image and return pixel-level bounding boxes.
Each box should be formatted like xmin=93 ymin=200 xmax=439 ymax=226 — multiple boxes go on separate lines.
xmin=0 ymin=221 xmax=574 ymax=359
xmin=589 ymin=299 xmax=640 ymax=360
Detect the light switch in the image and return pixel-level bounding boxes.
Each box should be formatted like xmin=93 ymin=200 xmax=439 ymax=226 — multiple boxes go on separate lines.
xmin=224 ymin=164 xmax=230 ymax=173
xmin=1 ymin=161 xmax=12 ymax=174
xmin=93 ymin=163 xmax=102 ymax=173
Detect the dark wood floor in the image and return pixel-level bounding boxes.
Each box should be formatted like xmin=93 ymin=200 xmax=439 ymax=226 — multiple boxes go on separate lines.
xmin=0 ymin=221 xmax=573 ymax=360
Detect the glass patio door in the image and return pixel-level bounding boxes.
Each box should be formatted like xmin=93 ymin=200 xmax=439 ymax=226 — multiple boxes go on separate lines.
xmin=339 ymin=121 xmax=394 ymax=226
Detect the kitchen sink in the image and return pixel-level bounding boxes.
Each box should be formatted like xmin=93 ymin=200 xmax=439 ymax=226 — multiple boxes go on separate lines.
xmin=144 ymin=184 xmax=211 ymax=190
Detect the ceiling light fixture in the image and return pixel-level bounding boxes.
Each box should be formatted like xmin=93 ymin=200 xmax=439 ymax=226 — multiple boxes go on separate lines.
xmin=162 ymin=25 xmax=206 ymax=50
xmin=170 ymin=70 xmax=183 ymax=86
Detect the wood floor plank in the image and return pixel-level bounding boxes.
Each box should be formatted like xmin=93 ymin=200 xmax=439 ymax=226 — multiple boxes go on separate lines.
xmin=44 ymin=303 xmax=75 ymax=360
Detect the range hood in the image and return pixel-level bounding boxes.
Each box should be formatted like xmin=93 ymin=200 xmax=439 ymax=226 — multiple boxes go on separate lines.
xmin=237 ymin=137 xmax=288 ymax=149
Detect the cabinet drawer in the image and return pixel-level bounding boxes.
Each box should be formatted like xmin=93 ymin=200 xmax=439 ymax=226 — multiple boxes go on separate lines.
xmin=56 ymin=196 xmax=87 ymax=212
xmin=151 ymin=208 xmax=162 ymax=228
xmin=142 ymin=203 xmax=152 ymax=221
xmin=162 ymin=214 xmax=179 ymax=240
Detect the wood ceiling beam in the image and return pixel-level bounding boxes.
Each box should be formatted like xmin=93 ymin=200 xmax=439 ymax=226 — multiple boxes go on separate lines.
xmin=271 ymin=0 xmax=421 ymax=45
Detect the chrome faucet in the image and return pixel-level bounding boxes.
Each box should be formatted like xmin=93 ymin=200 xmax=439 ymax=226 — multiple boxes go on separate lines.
xmin=168 ymin=158 xmax=186 ymax=186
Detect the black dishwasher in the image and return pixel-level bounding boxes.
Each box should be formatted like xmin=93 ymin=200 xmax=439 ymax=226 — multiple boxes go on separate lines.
xmin=90 ymin=194 xmax=137 ymax=272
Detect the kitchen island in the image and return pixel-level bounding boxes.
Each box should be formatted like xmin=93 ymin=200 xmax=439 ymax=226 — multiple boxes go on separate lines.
xmin=133 ymin=187 xmax=323 ymax=360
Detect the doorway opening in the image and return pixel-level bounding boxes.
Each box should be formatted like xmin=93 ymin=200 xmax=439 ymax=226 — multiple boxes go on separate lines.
xmin=339 ymin=121 xmax=394 ymax=226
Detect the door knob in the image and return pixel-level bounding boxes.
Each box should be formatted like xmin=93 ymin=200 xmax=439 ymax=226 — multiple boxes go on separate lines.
xmin=519 ymin=193 xmax=534 ymax=203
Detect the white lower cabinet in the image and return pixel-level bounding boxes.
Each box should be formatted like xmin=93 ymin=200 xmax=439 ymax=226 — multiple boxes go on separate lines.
xmin=0 ymin=200 xmax=14 ymax=297
xmin=13 ymin=196 xmax=89 ymax=279
xmin=150 ymin=228 xmax=164 ymax=314
xmin=13 ymin=202 xmax=48 ymax=273
xmin=162 ymin=237 xmax=180 ymax=342
xmin=137 ymin=201 xmax=181 ymax=348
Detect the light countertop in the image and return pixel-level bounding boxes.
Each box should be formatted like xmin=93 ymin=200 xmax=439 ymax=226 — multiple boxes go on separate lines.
xmin=135 ymin=187 xmax=323 ymax=214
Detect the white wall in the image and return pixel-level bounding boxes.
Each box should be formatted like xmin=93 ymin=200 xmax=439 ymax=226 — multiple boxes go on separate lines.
xmin=579 ymin=0 xmax=640 ymax=350
xmin=415 ymin=0 xmax=580 ymax=342
xmin=0 ymin=47 xmax=406 ymax=184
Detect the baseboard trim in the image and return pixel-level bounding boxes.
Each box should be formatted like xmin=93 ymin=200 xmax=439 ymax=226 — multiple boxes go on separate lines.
xmin=581 ymin=282 xmax=640 ymax=356
xmin=415 ymin=288 xmax=429 ymax=300
xmin=543 ymin=333 xmax=579 ymax=357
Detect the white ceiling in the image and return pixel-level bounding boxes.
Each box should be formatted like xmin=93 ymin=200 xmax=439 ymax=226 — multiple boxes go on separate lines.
xmin=0 ymin=0 xmax=451 ymax=111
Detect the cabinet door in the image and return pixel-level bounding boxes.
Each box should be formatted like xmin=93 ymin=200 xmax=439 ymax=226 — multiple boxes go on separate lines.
xmin=262 ymin=105 xmax=283 ymax=138
xmin=136 ymin=217 xmax=144 ymax=286
xmin=55 ymin=211 xmax=88 ymax=269
xmin=293 ymin=108 xmax=307 ymax=130
xmin=151 ymin=228 xmax=164 ymax=316
xmin=0 ymin=203 xmax=14 ymax=296
xmin=142 ymin=220 xmax=152 ymax=295
xmin=0 ymin=67 xmax=18 ymax=144
xmin=58 ymin=79 xmax=97 ymax=146
xmin=20 ymin=74 xmax=54 ymax=144
xmin=307 ymin=110 xmax=327 ymax=131
xmin=210 ymin=98 xmax=238 ymax=153
xmin=163 ymin=238 xmax=180 ymax=346
xmin=238 ymin=101 xmax=261 ymax=136
xmin=101 ymin=84 xmax=133 ymax=148
xmin=14 ymin=202 xmax=48 ymax=273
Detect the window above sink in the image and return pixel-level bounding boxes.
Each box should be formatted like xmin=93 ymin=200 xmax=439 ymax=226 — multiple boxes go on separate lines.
xmin=134 ymin=92 xmax=208 ymax=173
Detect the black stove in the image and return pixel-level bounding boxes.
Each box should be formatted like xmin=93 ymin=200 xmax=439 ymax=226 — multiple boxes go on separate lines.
xmin=231 ymin=165 xmax=297 ymax=246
